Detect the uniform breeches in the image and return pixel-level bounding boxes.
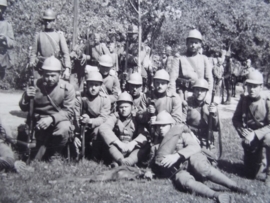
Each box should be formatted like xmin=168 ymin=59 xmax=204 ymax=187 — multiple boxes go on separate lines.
xmin=0 ymin=142 xmax=15 ymax=171
xmin=35 ymin=121 xmax=70 ymax=154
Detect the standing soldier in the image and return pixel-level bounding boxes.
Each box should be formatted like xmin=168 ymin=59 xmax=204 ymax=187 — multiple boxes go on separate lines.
xmin=137 ymin=69 xmax=183 ymax=125
xmin=19 ymin=56 xmax=75 ymax=161
xmin=145 ymin=111 xmax=248 ymax=203
xmin=108 ymin=41 xmax=119 ymax=76
xmin=98 ymin=92 xmax=149 ymax=167
xmin=29 ymin=9 xmax=71 ymax=80
xmin=98 ymin=54 xmax=121 ymax=106
xmin=127 ymin=72 xmax=148 ymax=112
xmin=73 ymin=71 xmax=111 ymax=160
xmin=81 ymin=33 xmax=110 ymax=73
xmin=232 ymin=70 xmax=270 ymax=186
xmin=0 ymin=0 xmax=15 ymax=79
xmin=184 ymin=79 xmax=219 ymax=154
xmin=172 ymin=29 xmax=213 ymax=101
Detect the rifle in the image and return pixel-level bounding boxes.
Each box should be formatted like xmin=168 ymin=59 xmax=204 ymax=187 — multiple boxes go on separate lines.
xmin=207 ymin=90 xmax=216 ymax=149
xmin=121 ymin=32 xmax=130 ymax=91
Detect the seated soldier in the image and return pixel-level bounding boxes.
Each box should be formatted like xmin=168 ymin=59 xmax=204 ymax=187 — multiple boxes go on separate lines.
xmin=233 ymin=70 xmax=270 ymax=186
xmin=145 ymin=111 xmax=248 ymax=203
xmin=19 ymin=56 xmax=75 ymax=161
xmin=127 ymin=72 xmax=148 ymax=112
xmin=137 ymin=69 xmax=183 ymax=125
xmin=73 ymin=71 xmax=111 ymax=160
xmin=98 ymin=92 xmax=149 ymax=167
xmin=184 ymin=79 xmax=219 ymax=154
xmin=98 ymin=54 xmax=121 ymax=106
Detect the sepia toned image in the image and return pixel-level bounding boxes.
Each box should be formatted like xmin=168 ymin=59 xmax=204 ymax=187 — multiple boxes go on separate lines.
xmin=0 ymin=0 xmax=270 ymax=202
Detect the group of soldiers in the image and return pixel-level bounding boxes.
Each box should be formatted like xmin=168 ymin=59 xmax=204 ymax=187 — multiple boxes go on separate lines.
xmin=1 ymin=2 xmax=270 ymax=203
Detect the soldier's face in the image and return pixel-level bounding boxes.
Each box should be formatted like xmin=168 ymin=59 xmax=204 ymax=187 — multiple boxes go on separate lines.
xmin=246 ymin=83 xmax=262 ymax=98
xmin=193 ymin=87 xmax=208 ymax=101
xmin=128 ymin=83 xmax=142 ymax=97
xmin=44 ymin=20 xmax=55 ymax=29
xmin=99 ymin=66 xmax=110 ymax=76
xmin=118 ymin=102 xmax=132 ymax=117
xmin=94 ymin=35 xmax=100 ymax=44
xmin=186 ymin=38 xmax=202 ymax=54
xmin=42 ymin=71 xmax=60 ymax=87
xmin=154 ymin=79 xmax=168 ymax=94
xmin=87 ymin=81 xmax=102 ymax=96
xmin=156 ymin=124 xmax=171 ymax=137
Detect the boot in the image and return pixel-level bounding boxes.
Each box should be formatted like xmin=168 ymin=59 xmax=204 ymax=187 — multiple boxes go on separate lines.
xmin=108 ymin=145 xmax=124 ymax=165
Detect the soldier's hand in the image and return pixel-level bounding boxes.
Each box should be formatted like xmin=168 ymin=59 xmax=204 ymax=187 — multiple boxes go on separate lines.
xmin=74 ymin=137 xmax=81 ymax=148
xmin=208 ymin=103 xmax=217 ymax=114
xmin=148 ymin=105 xmax=156 ymax=114
xmin=114 ymin=140 xmax=128 ymax=153
xmin=80 ymin=54 xmax=87 ymax=65
xmin=160 ymin=153 xmax=181 ymax=168
xmin=244 ymin=131 xmax=256 ymax=145
xmin=26 ymin=86 xmax=36 ymax=99
xmin=80 ymin=114 xmax=91 ymax=125
xmin=149 ymin=116 xmax=157 ymax=125
xmin=36 ymin=116 xmax=53 ymax=130
xmin=62 ymin=68 xmax=71 ymax=80
xmin=126 ymin=141 xmax=137 ymax=153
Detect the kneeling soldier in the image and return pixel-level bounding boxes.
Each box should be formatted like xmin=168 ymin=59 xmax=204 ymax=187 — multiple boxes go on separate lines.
xmin=73 ymin=71 xmax=111 ymax=160
xmin=98 ymin=92 xmax=149 ymax=167
xmin=19 ymin=56 xmax=75 ymax=161
xmin=145 ymin=111 xmax=248 ymax=203
xmin=233 ymin=70 xmax=270 ymax=186
xmin=184 ymin=79 xmax=219 ymax=153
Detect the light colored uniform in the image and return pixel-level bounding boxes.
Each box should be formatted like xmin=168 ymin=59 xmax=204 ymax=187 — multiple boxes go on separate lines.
xmin=19 ymin=78 xmax=75 ymax=159
xmin=101 ymin=74 xmax=121 ymax=104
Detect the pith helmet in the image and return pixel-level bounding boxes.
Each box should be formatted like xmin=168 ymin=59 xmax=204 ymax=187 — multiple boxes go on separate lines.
xmin=128 ymin=72 xmax=143 ymax=85
xmin=152 ymin=111 xmax=175 ymax=125
xmin=117 ymin=92 xmax=133 ymax=104
xmin=42 ymin=56 xmax=62 ymax=71
xmin=0 ymin=0 xmax=7 ymax=6
xmin=42 ymin=9 xmax=56 ymax=20
xmin=193 ymin=79 xmax=209 ymax=90
xmin=86 ymin=71 xmax=103 ymax=83
xmin=187 ymin=29 xmax=202 ymax=41
xmin=98 ymin=54 xmax=113 ymax=67
xmin=153 ymin=69 xmax=170 ymax=82
xmin=246 ymin=70 xmax=263 ymax=85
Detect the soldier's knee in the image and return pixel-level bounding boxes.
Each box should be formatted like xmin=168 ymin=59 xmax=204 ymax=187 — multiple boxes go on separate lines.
xmin=53 ymin=121 xmax=71 ymax=138
xmin=0 ymin=143 xmax=15 ymax=159
xmin=174 ymin=170 xmax=195 ymax=190
xmin=189 ymin=154 xmax=211 ymax=177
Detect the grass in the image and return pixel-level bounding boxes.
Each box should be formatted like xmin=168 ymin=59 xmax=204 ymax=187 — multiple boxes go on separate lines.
xmin=1 ymin=118 xmax=270 ymax=203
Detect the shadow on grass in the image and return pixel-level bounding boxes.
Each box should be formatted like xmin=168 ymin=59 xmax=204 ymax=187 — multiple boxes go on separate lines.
xmin=10 ymin=110 xmax=27 ymax=118
xmin=218 ymin=159 xmax=247 ymax=178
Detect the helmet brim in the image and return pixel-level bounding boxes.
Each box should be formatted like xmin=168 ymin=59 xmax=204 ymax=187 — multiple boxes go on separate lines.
xmin=152 ymin=121 xmax=174 ymax=125
xmin=245 ymin=79 xmax=263 ymax=85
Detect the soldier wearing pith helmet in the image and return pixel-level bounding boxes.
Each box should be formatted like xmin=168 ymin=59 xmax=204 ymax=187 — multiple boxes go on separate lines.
xmin=98 ymin=92 xmax=149 ymax=167
xmin=29 ymin=9 xmax=71 ymax=79
xmin=73 ymin=71 xmax=111 ymax=161
xmin=171 ymin=29 xmax=213 ymax=102
xmin=19 ymin=56 xmax=75 ymax=161
xmin=0 ymin=0 xmax=15 ymax=79
xmin=137 ymin=69 xmax=183 ymax=125
xmin=233 ymin=70 xmax=270 ymax=186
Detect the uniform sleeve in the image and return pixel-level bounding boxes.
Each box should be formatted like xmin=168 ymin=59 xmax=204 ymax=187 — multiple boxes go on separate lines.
xmin=30 ymin=33 xmax=39 ymax=65
xmin=102 ymin=43 xmax=110 ymax=55
xmin=98 ymin=114 xmax=119 ymax=146
xmin=178 ymin=132 xmax=201 ymax=159
xmin=203 ymin=56 xmax=214 ymax=92
xmin=6 ymin=23 xmax=15 ymax=48
xmin=254 ymin=99 xmax=270 ymax=140
xmin=52 ymin=84 xmax=75 ymax=124
xmin=109 ymin=77 xmax=120 ymax=103
xmin=171 ymin=94 xmax=183 ymax=124
xmin=232 ymin=95 xmax=245 ymax=138
xmin=59 ymin=33 xmax=71 ymax=69
xmin=91 ymin=96 xmax=111 ymax=128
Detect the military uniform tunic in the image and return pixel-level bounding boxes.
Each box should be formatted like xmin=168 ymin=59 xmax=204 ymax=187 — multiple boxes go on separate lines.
xmin=19 ymin=79 xmax=75 ymax=157
xmin=101 ymin=74 xmax=121 ymax=104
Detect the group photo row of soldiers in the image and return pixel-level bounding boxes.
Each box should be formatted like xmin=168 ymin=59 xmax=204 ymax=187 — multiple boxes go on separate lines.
xmin=1 ymin=2 xmax=270 ymax=203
